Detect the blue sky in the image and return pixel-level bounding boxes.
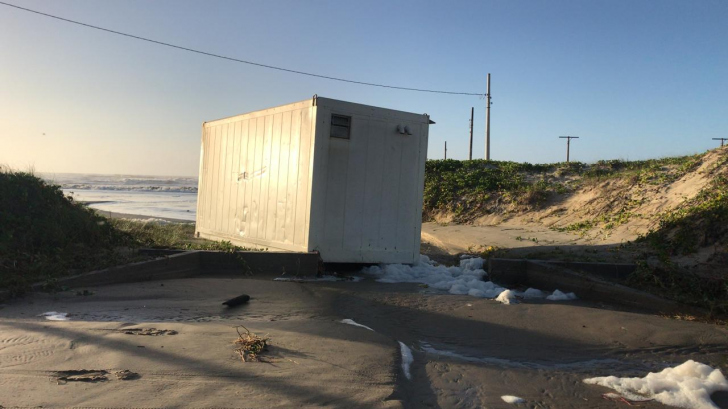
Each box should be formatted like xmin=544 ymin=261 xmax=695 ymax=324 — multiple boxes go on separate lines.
xmin=1 ymin=0 xmax=726 ymax=176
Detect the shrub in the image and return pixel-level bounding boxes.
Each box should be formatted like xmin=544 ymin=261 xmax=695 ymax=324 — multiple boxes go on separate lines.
xmin=0 ymin=169 xmax=131 ymax=294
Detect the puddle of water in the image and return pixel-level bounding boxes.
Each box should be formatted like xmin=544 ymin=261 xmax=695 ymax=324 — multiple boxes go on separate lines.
xmin=419 ymin=342 xmax=660 ymax=374
xmin=70 ymin=311 xmax=279 ymax=323
xmin=273 ymin=276 xmax=363 ymax=282
xmin=340 ymin=319 xmax=374 ymax=331
xmin=39 ymin=312 xmax=70 ymax=321
xmin=399 ymin=341 xmax=413 ymax=380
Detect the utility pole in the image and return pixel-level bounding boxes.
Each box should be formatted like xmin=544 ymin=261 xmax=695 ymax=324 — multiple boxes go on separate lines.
xmin=444 ymin=141 xmax=447 ymax=159
xmin=485 ymin=73 xmax=491 ymax=160
xmin=469 ymin=107 xmax=474 ymax=160
xmin=559 ymin=136 xmax=580 ymax=163
xmin=713 ymin=138 xmax=728 ymax=147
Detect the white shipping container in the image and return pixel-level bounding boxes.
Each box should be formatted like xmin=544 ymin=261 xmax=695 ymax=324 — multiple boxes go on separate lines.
xmin=195 ymin=96 xmax=432 ymax=264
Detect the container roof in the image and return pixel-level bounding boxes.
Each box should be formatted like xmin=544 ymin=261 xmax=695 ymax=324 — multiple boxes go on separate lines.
xmin=204 ymin=95 xmax=433 ymax=125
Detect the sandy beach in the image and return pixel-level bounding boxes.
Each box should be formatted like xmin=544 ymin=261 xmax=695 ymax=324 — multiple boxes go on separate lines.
xmin=2 ymin=274 xmax=728 ymax=408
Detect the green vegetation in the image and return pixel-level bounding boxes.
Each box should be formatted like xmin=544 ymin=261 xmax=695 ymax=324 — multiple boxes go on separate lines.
xmin=514 ymin=236 xmax=539 ymax=243
xmin=0 ymin=168 xmax=132 ymax=295
xmin=626 ymin=168 xmax=728 ymax=314
xmin=108 ymin=219 xmax=255 ymax=252
xmin=619 ymin=150 xmax=728 ymax=315
xmin=578 ymin=154 xmax=702 ymax=183
xmin=423 ymin=159 xmax=573 ymax=218
xmin=553 ymin=220 xmax=595 ymax=233
xmin=628 ymin=261 xmax=728 ymax=316
xmin=109 ymin=219 xmax=259 ymax=276
xmin=639 ymin=174 xmax=728 ymax=255
xmin=423 ymin=154 xmax=704 ymax=224
xmin=424 ymin=155 xmax=702 ymax=210
xmin=465 ymin=244 xmax=505 ymax=260
xmin=0 ymin=168 xmax=255 ymax=295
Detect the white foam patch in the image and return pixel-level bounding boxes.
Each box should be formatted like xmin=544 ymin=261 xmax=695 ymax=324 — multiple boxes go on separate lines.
xmin=39 ymin=312 xmax=69 ymax=321
xmin=363 ymin=255 xmax=576 ymax=304
xmin=273 ymin=276 xmax=344 ymax=282
xmin=546 ymin=289 xmax=577 ymax=301
xmin=496 ymin=289 xmax=518 ymax=305
xmin=522 ymin=288 xmax=545 ymax=299
xmin=458 ymin=257 xmax=485 ymax=272
xmin=584 ymin=360 xmax=728 ymax=409
xmin=420 ymin=342 xmax=627 ymax=371
xmin=399 ymin=341 xmax=413 ymax=380
xmin=363 ymin=256 xmax=506 ymax=299
xmin=501 ymin=395 xmax=525 ymax=404
xmin=340 ymin=319 xmax=374 ymax=331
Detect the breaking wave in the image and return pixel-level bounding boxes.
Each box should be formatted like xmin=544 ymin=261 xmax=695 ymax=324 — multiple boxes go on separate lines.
xmin=62 ymin=184 xmax=198 ymax=193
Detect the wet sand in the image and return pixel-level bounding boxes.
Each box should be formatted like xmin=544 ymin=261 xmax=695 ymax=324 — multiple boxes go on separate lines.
xmin=1 ymin=276 xmax=727 ymax=408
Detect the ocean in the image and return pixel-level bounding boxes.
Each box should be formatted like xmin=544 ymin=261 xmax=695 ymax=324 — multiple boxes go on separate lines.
xmin=41 ymin=173 xmax=198 ymax=221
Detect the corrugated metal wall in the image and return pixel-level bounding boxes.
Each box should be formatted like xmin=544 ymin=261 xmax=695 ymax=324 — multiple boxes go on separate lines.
xmin=196 ymin=103 xmax=315 ymax=251
xmin=308 ymin=102 xmax=429 ymax=263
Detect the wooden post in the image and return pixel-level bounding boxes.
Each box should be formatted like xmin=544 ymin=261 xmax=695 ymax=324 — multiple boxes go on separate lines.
xmin=567 ymin=138 xmax=570 ymax=162
xmin=444 ymin=141 xmax=447 ymax=159
xmin=485 ymin=73 xmax=491 ymax=160
xmin=559 ymin=136 xmax=580 ymax=163
xmin=713 ymin=138 xmax=727 ymax=147
xmin=469 ymin=107 xmax=474 ymax=160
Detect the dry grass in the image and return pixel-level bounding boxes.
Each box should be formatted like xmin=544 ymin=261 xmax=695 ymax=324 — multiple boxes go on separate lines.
xmin=233 ymin=325 xmax=269 ymax=362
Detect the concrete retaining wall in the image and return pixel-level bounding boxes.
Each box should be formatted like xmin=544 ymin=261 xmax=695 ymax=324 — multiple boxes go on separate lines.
xmin=33 ymin=251 xmax=202 ymax=290
xmin=198 ymin=251 xmax=320 ymax=277
xmin=488 ymin=258 xmax=637 ymax=285
xmin=0 ymin=250 xmax=321 ymax=302
xmin=489 ymin=258 xmax=684 ymax=314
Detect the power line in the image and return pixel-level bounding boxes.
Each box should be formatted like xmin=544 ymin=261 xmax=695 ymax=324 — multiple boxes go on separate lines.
xmin=0 ymin=1 xmax=484 ymax=97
